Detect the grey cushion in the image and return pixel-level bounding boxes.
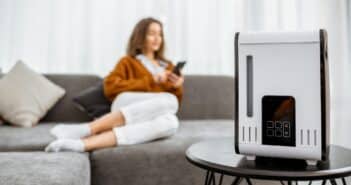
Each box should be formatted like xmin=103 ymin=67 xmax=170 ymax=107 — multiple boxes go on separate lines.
xmin=0 ymin=119 xmax=234 ymax=153
xmin=0 ymin=123 xmax=57 ymax=151
xmin=0 ymin=74 xmax=234 ymax=121
xmin=91 ymin=120 xmax=234 ymax=185
xmin=41 ymin=74 xmax=101 ymax=122
xmin=0 ymin=152 xmax=90 ymax=185
xmin=178 ymin=75 xmax=235 ymax=120
xmin=42 ymin=74 xmax=235 ymax=122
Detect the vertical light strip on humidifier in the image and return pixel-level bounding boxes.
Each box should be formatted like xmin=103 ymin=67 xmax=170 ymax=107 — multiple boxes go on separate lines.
xmin=247 ymin=55 xmax=253 ymax=117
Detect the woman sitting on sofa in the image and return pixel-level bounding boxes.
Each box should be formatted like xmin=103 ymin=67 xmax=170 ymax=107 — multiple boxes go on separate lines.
xmin=45 ymin=17 xmax=184 ymax=152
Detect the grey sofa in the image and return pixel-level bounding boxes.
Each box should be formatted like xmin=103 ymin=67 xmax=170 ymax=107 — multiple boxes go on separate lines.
xmin=0 ymin=74 xmax=235 ymax=185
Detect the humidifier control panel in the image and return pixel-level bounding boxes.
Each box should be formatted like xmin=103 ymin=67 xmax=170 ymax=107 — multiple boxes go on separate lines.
xmin=262 ymin=96 xmax=296 ymax=146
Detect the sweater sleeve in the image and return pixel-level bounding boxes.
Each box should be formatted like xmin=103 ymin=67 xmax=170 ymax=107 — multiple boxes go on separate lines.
xmin=170 ymin=85 xmax=184 ymax=105
xmin=103 ymin=58 xmax=155 ymax=101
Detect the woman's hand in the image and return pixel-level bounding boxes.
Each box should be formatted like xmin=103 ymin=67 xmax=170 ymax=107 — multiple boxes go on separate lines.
xmin=153 ymin=71 xmax=170 ymax=84
xmin=167 ymin=72 xmax=184 ymax=88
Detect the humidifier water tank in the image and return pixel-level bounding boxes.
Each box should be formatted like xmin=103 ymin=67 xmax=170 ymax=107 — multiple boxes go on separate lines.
xmin=234 ymin=30 xmax=330 ymax=164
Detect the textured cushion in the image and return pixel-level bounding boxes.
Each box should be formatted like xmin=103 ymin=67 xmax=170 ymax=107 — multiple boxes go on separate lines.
xmin=177 ymin=75 xmax=234 ymax=120
xmin=41 ymin=74 xmax=102 ymax=123
xmin=0 ymin=119 xmax=234 ymax=152
xmin=72 ymin=82 xmax=111 ymax=119
xmin=0 ymin=74 xmax=235 ymax=122
xmin=40 ymin=75 xmax=234 ymax=122
xmin=0 ymin=152 xmax=90 ymax=185
xmin=91 ymin=120 xmax=234 ymax=185
xmin=0 ymin=123 xmax=56 ymax=151
xmin=0 ymin=61 xmax=65 ymax=127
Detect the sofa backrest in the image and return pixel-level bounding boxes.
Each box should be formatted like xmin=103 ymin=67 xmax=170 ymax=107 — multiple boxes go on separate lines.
xmin=1 ymin=73 xmax=234 ymax=122
xmin=178 ymin=75 xmax=234 ymax=120
xmin=41 ymin=74 xmax=102 ymax=122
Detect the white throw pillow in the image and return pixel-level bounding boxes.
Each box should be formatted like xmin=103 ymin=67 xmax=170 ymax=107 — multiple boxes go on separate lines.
xmin=0 ymin=61 xmax=65 ymax=127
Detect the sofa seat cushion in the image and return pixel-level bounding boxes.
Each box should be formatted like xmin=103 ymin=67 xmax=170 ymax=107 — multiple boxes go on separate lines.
xmin=91 ymin=120 xmax=234 ymax=185
xmin=0 ymin=123 xmax=61 ymax=151
xmin=0 ymin=152 xmax=90 ymax=185
xmin=175 ymin=120 xmax=234 ymax=138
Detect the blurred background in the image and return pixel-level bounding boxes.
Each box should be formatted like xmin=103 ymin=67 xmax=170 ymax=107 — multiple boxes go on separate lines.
xmin=0 ymin=0 xmax=350 ymax=147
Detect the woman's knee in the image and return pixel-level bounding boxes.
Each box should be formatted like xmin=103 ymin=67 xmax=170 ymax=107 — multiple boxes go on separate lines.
xmin=111 ymin=92 xmax=134 ymax=111
xmin=163 ymin=114 xmax=179 ymax=134
xmin=158 ymin=93 xmax=179 ymax=114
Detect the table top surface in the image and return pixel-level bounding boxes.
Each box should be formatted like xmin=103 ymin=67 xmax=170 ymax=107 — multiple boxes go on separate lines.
xmin=185 ymin=138 xmax=351 ymax=180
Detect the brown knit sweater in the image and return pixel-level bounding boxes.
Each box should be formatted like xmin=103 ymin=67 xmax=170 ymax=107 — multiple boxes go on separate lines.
xmin=103 ymin=55 xmax=184 ymax=104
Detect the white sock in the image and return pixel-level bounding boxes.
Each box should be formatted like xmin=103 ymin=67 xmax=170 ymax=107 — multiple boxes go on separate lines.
xmin=50 ymin=123 xmax=91 ymax=139
xmin=45 ymin=139 xmax=85 ymax=152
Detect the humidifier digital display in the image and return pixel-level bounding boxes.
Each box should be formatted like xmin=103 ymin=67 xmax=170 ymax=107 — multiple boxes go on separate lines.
xmin=262 ymin=96 xmax=296 ymax=147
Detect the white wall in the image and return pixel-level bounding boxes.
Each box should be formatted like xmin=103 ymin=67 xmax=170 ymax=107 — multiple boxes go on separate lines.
xmin=0 ymin=0 xmax=238 ymax=76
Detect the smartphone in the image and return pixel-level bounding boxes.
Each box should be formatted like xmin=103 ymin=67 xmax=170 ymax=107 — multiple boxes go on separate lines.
xmin=172 ymin=61 xmax=186 ymax=75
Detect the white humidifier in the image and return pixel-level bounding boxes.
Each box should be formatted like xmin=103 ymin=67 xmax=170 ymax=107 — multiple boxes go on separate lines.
xmin=234 ymin=30 xmax=330 ymax=165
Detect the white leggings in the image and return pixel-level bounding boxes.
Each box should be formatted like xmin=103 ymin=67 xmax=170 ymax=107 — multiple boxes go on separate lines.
xmin=111 ymin=92 xmax=179 ymax=146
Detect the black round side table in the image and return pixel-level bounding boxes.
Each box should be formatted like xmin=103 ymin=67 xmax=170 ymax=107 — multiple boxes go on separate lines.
xmin=186 ymin=138 xmax=351 ymax=185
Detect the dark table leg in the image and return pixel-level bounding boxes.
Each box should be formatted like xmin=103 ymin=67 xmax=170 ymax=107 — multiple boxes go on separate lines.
xmin=204 ymin=170 xmax=216 ymax=185
xmin=203 ymin=170 xmax=348 ymax=185
xmin=330 ymin=178 xmax=348 ymax=185
xmin=204 ymin=171 xmax=209 ymax=185
xmin=203 ymin=170 xmax=220 ymax=185
xmin=218 ymin=174 xmax=223 ymax=185
xmin=231 ymin=177 xmax=242 ymax=185
xmin=342 ymin=177 xmax=347 ymax=185
xmin=245 ymin=178 xmax=253 ymax=185
xmin=330 ymin=179 xmax=337 ymax=185
xmin=208 ymin=171 xmax=216 ymax=185
xmin=279 ymin=180 xmax=299 ymax=185
xmin=203 ymin=171 xmax=247 ymax=185
xmin=310 ymin=178 xmax=348 ymax=185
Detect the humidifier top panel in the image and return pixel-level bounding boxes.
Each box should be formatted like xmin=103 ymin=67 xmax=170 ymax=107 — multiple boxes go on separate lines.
xmin=239 ymin=31 xmax=320 ymax=44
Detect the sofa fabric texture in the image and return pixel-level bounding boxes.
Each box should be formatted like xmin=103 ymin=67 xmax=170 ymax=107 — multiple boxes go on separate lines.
xmin=0 ymin=152 xmax=90 ymax=185
xmin=0 ymin=74 xmax=235 ymax=185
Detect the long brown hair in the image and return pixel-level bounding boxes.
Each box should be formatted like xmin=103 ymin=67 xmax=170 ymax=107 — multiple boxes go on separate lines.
xmin=126 ymin=17 xmax=169 ymax=62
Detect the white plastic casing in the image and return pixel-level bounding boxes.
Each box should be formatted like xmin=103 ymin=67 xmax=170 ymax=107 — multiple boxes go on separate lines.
xmin=234 ymin=31 xmax=330 ymax=161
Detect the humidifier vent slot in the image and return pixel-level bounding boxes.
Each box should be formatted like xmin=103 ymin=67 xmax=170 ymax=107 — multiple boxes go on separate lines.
xmin=246 ymin=55 xmax=253 ymax=117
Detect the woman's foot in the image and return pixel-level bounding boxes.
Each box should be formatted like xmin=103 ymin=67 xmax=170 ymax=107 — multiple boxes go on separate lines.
xmin=45 ymin=139 xmax=85 ymax=152
xmin=50 ymin=123 xmax=91 ymax=139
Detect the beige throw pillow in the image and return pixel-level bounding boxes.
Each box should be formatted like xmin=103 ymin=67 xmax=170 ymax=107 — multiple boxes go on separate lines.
xmin=0 ymin=61 xmax=65 ymax=127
